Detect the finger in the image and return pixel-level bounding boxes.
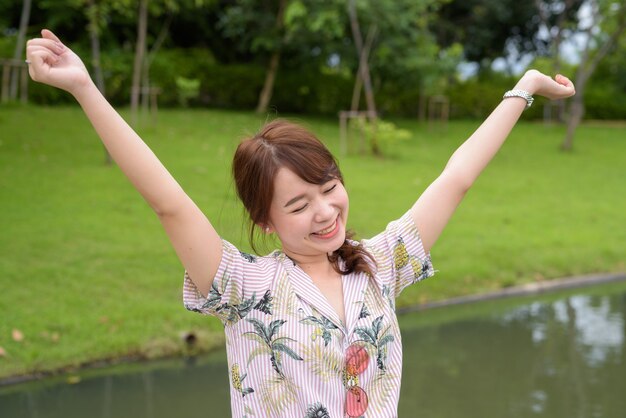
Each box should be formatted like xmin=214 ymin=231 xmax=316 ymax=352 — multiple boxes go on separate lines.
xmin=26 ymin=46 xmax=60 ymax=71
xmin=555 ymin=74 xmax=573 ymax=87
xmin=28 ymin=50 xmax=59 ymax=81
xmin=27 ymin=38 xmax=65 ymax=55
xmin=27 ymin=44 xmax=60 ymax=59
xmin=30 ymin=50 xmax=60 ymax=67
xmin=553 ymin=77 xmax=575 ymax=98
xmin=41 ymin=29 xmax=62 ymax=43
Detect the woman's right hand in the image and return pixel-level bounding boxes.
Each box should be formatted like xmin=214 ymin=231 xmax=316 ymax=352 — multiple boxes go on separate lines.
xmin=26 ymin=29 xmax=92 ymax=96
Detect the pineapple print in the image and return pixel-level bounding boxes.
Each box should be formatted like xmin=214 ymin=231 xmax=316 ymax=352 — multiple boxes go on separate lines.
xmin=311 ymin=327 xmax=324 ymax=341
xmin=305 ymin=402 xmax=330 ymax=418
xmin=410 ymin=257 xmax=423 ymax=279
xmin=393 ymin=237 xmax=409 ymax=269
xmin=231 ymin=363 xmax=254 ymax=397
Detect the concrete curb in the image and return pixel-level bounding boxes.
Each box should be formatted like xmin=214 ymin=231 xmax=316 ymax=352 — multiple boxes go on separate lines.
xmin=397 ymin=272 xmax=626 ymax=315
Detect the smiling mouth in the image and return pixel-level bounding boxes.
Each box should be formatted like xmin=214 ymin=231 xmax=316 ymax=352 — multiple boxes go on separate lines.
xmin=312 ymin=217 xmax=339 ymax=238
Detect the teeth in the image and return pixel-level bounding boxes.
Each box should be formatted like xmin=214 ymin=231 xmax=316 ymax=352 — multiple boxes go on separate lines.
xmin=315 ymin=220 xmax=336 ymax=235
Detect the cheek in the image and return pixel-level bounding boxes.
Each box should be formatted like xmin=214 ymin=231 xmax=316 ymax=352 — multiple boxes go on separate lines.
xmin=337 ymin=188 xmax=349 ymax=210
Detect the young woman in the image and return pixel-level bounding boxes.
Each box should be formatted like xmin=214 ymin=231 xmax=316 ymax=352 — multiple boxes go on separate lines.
xmin=26 ymin=29 xmax=575 ymax=417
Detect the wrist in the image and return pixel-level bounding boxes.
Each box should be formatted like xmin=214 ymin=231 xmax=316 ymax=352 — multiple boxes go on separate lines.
xmin=71 ymin=78 xmax=99 ymax=103
xmin=513 ymin=70 xmax=541 ymax=95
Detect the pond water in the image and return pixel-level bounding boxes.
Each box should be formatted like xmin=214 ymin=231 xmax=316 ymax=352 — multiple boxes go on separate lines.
xmin=2 ymin=280 xmax=625 ymax=418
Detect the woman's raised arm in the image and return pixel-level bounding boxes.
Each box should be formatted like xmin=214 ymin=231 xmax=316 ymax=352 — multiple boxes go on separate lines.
xmin=27 ymin=29 xmax=221 ymax=296
xmin=410 ymin=70 xmax=575 ymax=253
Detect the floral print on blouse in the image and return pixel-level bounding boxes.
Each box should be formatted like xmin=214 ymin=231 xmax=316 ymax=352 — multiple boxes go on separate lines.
xmin=183 ymin=212 xmax=435 ymax=417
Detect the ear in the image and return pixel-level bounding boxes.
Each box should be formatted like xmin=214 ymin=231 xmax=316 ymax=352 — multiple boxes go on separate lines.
xmin=259 ymin=224 xmax=273 ymax=234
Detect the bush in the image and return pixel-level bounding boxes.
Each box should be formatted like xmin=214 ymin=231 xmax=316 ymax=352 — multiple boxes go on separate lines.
xmin=272 ymin=69 xmax=352 ymax=114
xmin=582 ymin=82 xmax=626 ymax=120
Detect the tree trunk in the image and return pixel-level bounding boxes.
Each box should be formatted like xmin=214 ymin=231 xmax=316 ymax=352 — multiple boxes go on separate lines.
xmin=561 ymin=2 xmax=626 ymax=150
xmin=256 ymin=0 xmax=287 ymax=114
xmin=86 ymin=0 xmax=111 ymax=165
xmin=348 ymin=0 xmax=379 ymax=155
xmin=350 ymin=71 xmax=363 ymax=112
xmin=350 ymin=24 xmax=377 ymax=113
xmin=535 ymin=0 xmax=576 ymax=123
xmin=10 ymin=0 xmax=32 ymax=100
xmin=87 ymin=0 xmax=106 ymax=96
xmin=418 ymin=90 xmax=427 ymax=122
xmin=131 ymin=0 xmax=149 ymax=127
xmin=256 ymin=49 xmax=281 ymax=114
xmin=141 ymin=13 xmax=172 ymax=117
xmin=562 ymin=93 xmax=584 ymax=151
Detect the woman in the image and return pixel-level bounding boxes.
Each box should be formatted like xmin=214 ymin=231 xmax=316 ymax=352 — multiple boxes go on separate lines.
xmin=26 ymin=29 xmax=575 ymax=417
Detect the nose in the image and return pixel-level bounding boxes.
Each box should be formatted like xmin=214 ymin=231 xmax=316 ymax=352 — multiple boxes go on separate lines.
xmin=313 ymin=197 xmax=335 ymax=223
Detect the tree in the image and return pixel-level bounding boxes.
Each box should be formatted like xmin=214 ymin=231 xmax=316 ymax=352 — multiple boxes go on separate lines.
xmin=255 ymin=0 xmax=287 ymax=114
xmin=347 ymin=0 xmax=377 ymax=118
xmin=126 ymin=0 xmax=211 ymax=125
xmin=130 ymin=0 xmax=148 ymax=126
xmin=562 ymin=0 xmax=626 ymax=151
xmin=433 ymin=0 xmax=545 ymax=71
xmin=85 ymin=0 xmax=112 ymax=163
xmin=534 ymin=0 xmax=585 ymax=121
xmin=9 ymin=0 xmax=31 ymax=101
xmin=219 ymin=0 xmax=346 ymax=114
xmin=84 ymin=0 xmax=109 ymax=96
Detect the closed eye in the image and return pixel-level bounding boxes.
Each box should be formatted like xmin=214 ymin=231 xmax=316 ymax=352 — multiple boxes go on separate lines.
xmin=323 ymin=184 xmax=337 ymax=194
xmin=291 ymin=204 xmax=308 ymax=214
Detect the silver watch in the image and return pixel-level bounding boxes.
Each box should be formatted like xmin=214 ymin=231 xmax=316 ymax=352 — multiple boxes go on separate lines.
xmin=503 ymin=89 xmax=534 ymax=109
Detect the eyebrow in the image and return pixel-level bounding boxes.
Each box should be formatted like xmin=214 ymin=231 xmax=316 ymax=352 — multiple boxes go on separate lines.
xmin=284 ymin=194 xmax=306 ymax=208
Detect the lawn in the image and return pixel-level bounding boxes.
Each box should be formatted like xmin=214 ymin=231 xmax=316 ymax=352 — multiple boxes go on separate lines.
xmin=0 ymin=105 xmax=624 ymax=380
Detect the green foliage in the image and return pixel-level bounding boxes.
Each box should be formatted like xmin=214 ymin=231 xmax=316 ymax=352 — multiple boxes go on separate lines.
xmin=175 ymin=76 xmax=200 ymax=107
xmin=351 ymin=118 xmax=412 ymax=156
xmin=272 ymin=69 xmax=353 ymax=114
xmin=583 ymin=82 xmax=626 ymax=119
xmin=198 ymin=63 xmax=265 ymax=109
xmin=148 ymin=48 xmax=216 ymax=106
xmin=3 ymin=0 xmax=624 ymax=120
xmin=446 ymin=75 xmax=513 ymax=118
xmin=433 ymin=0 xmax=583 ymax=68
xmin=0 ymin=34 xmax=15 ymax=58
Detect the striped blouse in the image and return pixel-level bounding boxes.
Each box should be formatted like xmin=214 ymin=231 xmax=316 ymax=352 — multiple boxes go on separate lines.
xmin=183 ymin=212 xmax=435 ymax=417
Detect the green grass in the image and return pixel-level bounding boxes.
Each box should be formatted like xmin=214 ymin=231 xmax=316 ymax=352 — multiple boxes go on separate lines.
xmin=0 ymin=105 xmax=624 ymax=380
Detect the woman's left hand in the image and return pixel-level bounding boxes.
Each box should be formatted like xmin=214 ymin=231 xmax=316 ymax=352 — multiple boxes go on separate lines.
xmin=515 ymin=69 xmax=576 ymax=100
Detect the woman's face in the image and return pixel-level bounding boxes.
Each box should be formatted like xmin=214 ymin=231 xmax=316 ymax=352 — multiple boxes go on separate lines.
xmin=267 ymin=167 xmax=349 ymax=263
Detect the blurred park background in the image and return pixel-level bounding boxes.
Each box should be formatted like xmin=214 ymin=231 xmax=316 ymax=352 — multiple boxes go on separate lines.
xmin=1 ymin=0 xmax=625 ymax=383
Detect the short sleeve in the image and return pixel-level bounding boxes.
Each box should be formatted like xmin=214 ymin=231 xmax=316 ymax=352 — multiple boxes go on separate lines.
xmin=362 ymin=211 xmax=435 ymax=299
xmin=183 ymin=239 xmax=274 ymax=325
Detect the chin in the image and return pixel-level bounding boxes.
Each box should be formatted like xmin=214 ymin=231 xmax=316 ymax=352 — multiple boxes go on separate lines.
xmin=329 ymin=232 xmax=347 ymax=252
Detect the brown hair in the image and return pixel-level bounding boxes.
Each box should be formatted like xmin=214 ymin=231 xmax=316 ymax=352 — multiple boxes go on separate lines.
xmin=232 ymin=119 xmax=374 ymax=276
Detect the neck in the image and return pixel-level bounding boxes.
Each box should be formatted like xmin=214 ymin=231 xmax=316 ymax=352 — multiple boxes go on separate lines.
xmin=285 ymin=250 xmax=337 ymax=277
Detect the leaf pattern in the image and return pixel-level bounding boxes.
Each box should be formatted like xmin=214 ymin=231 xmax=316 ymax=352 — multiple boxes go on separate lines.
xmin=259 ymin=374 xmax=299 ymax=416
xmin=354 ymin=315 xmax=395 ymax=371
xmin=239 ymin=251 xmax=257 ymax=263
xmin=254 ymin=290 xmax=273 ymax=314
xmin=300 ymin=312 xmax=339 ymax=347
xmin=244 ymin=318 xmax=302 ymax=377
xmin=358 ymin=303 xmax=370 ymax=319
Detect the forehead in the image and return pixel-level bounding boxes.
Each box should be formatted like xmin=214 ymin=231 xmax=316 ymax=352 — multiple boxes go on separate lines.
xmin=272 ymin=167 xmax=317 ymax=203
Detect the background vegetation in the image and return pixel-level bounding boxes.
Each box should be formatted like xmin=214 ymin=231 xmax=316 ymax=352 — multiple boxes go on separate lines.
xmin=1 ymin=0 xmax=625 ymax=119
